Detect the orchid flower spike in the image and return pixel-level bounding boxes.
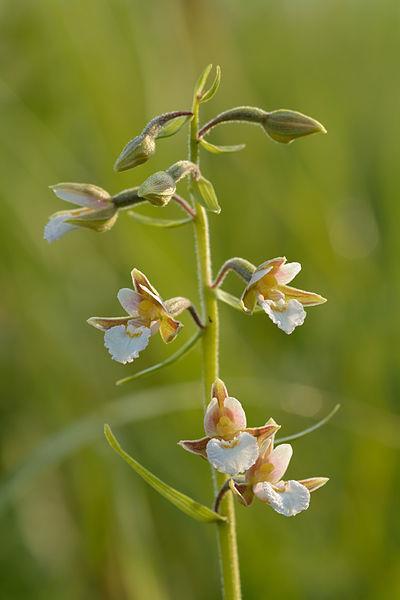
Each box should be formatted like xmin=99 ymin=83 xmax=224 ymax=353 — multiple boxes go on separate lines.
xmin=44 ymin=183 xmax=118 ymax=243
xmin=87 ymin=269 xmax=183 ymax=364
xmin=179 ymin=379 xmax=280 ymax=476
xmin=230 ymin=430 xmax=329 ymax=517
xmin=241 ymin=257 xmax=326 ymax=334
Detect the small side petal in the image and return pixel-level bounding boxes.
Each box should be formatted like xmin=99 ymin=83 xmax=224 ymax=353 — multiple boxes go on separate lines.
xmin=131 ymin=269 xmax=159 ymax=296
xmin=253 ymin=480 xmax=310 ymax=517
xmin=275 ymin=262 xmax=301 ymax=285
xmin=241 ymin=286 xmax=258 ymax=313
xmin=267 ymin=444 xmax=293 ymax=484
xmin=261 ymin=299 xmax=306 ymax=334
xmin=104 ymin=323 xmax=151 ymax=364
xmin=206 ymin=432 xmax=259 ymax=476
xmin=117 ymin=288 xmax=142 ymax=315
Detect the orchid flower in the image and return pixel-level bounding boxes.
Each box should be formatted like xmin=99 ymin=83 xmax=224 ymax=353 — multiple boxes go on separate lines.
xmin=230 ymin=429 xmax=329 ymax=517
xmin=179 ymin=379 xmax=280 ymax=476
xmin=44 ymin=183 xmax=118 ymax=242
xmin=241 ymin=257 xmax=326 ymax=334
xmin=88 ymin=269 xmax=182 ymax=364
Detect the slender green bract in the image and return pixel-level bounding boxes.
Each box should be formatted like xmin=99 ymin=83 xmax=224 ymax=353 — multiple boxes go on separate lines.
xmin=104 ymin=424 xmax=225 ymax=523
xmin=116 ymin=331 xmax=202 ymax=386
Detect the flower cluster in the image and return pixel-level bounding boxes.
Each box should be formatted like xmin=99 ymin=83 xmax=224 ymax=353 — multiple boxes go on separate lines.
xmin=180 ymin=378 xmax=328 ymax=517
xmin=241 ymin=257 xmax=326 ymax=334
xmin=87 ymin=269 xmax=183 ymax=364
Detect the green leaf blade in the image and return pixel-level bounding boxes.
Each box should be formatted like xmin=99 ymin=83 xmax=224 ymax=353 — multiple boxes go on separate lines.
xmin=104 ymin=425 xmax=225 ymax=524
xmin=156 ymin=114 xmax=193 ymax=139
xmin=200 ymin=65 xmax=221 ymax=103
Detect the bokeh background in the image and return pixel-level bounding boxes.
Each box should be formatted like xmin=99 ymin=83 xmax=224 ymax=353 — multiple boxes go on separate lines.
xmin=1 ymin=1 xmax=400 ymax=598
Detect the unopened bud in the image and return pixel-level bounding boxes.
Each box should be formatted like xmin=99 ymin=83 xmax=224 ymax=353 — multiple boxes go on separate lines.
xmin=138 ymin=171 xmax=176 ymax=206
xmin=114 ymin=133 xmax=156 ymax=172
xmin=166 ymin=160 xmax=199 ymax=183
xmin=263 ymin=110 xmax=327 ymax=144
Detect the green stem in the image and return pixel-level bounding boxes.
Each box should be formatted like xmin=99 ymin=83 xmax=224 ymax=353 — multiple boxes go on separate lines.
xmin=189 ymin=99 xmax=242 ymax=599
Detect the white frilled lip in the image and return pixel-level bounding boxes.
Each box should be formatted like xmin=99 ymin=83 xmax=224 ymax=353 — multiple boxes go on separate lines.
xmin=253 ymin=480 xmax=310 ymax=517
xmin=104 ymin=321 xmax=152 ymax=364
xmin=44 ymin=211 xmax=79 ymax=242
xmin=260 ymin=298 xmax=306 ymax=335
xmin=206 ymin=431 xmax=259 ymax=476
xmin=50 ymin=183 xmax=111 ymax=208
xmin=203 ymin=396 xmax=247 ymax=437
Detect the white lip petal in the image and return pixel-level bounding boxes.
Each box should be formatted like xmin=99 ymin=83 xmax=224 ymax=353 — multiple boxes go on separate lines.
xmin=253 ymin=480 xmax=310 ymax=517
xmin=117 ymin=288 xmax=142 ymax=315
xmin=261 ymin=299 xmax=306 ymax=334
xmin=51 ymin=183 xmax=110 ymax=208
xmin=44 ymin=213 xmax=76 ymax=242
xmin=206 ymin=432 xmax=259 ymax=476
xmin=275 ymin=262 xmax=301 ymax=285
xmin=104 ymin=323 xmax=151 ymax=364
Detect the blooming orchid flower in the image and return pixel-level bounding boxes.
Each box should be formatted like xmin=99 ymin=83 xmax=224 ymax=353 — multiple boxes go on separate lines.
xmin=44 ymin=183 xmax=118 ymax=243
xmin=241 ymin=257 xmax=326 ymax=334
xmin=179 ymin=379 xmax=280 ymax=476
xmin=87 ymin=269 xmax=182 ymax=364
xmin=230 ymin=430 xmax=329 ymax=517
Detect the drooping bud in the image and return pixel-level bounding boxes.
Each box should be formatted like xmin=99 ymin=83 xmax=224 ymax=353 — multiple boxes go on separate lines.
xmin=262 ymin=110 xmax=327 ymax=144
xmin=114 ymin=133 xmax=156 ymax=172
xmin=114 ymin=111 xmax=192 ymax=172
xmin=138 ymin=171 xmax=176 ymax=206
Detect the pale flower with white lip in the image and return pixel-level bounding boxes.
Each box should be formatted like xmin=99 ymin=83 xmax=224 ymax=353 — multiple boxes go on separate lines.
xmin=44 ymin=183 xmax=118 ymax=242
xmin=230 ymin=430 xmax=329 ymax=517
xmin=179 ymin=379 xmax=280 ymax=476
xmin=241 ymin=257 xmax=326 ymax=334
xmin=87 ymin=269 xmax=182 ymax=364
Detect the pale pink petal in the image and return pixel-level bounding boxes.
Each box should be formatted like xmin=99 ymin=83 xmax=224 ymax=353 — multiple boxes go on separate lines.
xmin=206 ymin=432 xmax=259 ymax=475
xmin=204 ymin=397 xmax=247 ymax=437
xmin=275 ymin=262 xmax=301 ymax=285
xmin=253 ymin=480 xmax=310 ymax=516
xmin=117 ymin=288 xmax=142 ymax=315
xmin=267 ymin=444 xmax=293 ymax=484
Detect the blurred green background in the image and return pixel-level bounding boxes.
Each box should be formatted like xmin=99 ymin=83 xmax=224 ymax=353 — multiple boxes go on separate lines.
xmin=1 ymin=0 xmax=400 ymax=598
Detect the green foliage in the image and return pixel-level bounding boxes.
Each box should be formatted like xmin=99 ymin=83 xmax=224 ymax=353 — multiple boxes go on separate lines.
xmin=104 ymin=425 xmax=225 ymax=523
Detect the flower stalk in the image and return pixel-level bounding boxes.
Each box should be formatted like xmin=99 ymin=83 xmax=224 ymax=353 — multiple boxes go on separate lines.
xmin=189 ymin=87 xmax=242 ymax=600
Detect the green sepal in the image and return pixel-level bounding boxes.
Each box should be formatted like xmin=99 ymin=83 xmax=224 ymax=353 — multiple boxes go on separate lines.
xmin=156 ymin=114 xmax=193 ymax=139
xmin=191 ymin=176 xmax=221 ymax=214
xmin=199 ymin=138 xmax=246 ymax=154
xmin=104 ymin=424 xmax=225 ymax=523
xmin=128 ymin=211 xmax=192 ymax=228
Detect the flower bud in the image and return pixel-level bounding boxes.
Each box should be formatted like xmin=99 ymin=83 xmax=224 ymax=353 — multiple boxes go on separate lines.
xmin=262 ymin=110 xmax=327 ymax=144
xmin=138 ymin=171 xmax=176 ymax=206
xmin=114 ymin=111 xmax=192 ymax=172
xmin=114 ymin=133 xmax=156 ymax=172
xmin=166 ymin=160 xmax=199 ymax=183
